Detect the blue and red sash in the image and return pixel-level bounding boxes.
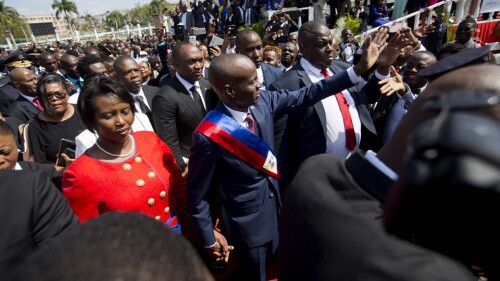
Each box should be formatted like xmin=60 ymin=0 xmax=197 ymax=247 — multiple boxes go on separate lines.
xmin=195 ymin=110 xmax=279 ymax=179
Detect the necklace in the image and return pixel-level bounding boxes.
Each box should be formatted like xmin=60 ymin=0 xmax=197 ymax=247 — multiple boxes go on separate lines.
xmin=95 ymin=135 xmax=135 ymax=158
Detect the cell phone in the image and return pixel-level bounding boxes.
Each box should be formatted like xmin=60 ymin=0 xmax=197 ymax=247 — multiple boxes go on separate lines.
xmin=56 ymin=138 xmax=76 ymax=167
xmin=175 ymin=24 xmax=185 ymax=39
xmin=207 ymin=35 xmax=224 ymax=47
xmin=193 ymin=28 xmax=206 ymax=35
xmin=227 ymin=24 xmax=236 ymax=37
xmin=276 ymin=12 xmax=284 ymax=17
xmin=275 ymin=35 xmax=289 ymax=44
xmin=270 ymin=23 xmax=281 ymax=33
xmin=189 ymin=36 xmax=196 ymax=43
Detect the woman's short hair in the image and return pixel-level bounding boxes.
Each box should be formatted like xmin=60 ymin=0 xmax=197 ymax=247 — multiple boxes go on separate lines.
xmin=36 ymin=74 xmax=69 ymax=115
xmin=77 ymin=74 xmax=136 ymax=133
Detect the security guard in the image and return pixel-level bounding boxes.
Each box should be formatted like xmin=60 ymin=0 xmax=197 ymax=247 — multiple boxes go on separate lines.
xmin=0 ymin=51 xmax=33 ymax=113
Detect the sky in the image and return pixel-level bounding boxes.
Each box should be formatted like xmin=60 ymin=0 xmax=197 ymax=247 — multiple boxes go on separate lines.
xmin=6 ymin=0 xmax=178 ymax=16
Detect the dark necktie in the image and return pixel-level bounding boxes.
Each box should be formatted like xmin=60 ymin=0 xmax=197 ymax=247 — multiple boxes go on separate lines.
xmin=134 ymin=95 xmax=151 ymax=114
xmin=321 ymin=69 xmax=356 ymax=151
xmin=245 ymin=112 xmax=257 ymax=135
xmin=191 ymin=86 xmax=207 ymax=115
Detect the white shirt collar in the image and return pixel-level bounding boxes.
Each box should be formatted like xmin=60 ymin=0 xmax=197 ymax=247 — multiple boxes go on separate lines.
xmin=223 ymin=104 xmax=248 ymax=125
xmin=300 ymin=58 xmax=324 ymax=78
xmin=14 ymin=162 xmax=22 ymax=170
xmin=176 ymin=72 xmax=200 ymax=92
xmin=19 ymin=92 xmax=36 ymax=103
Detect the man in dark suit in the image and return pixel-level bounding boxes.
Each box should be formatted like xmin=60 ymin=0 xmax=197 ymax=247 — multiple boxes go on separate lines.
xmin=243 ymin=0 xmax=259 ymax=26
xmin=4 ymin=68 xmax=41 ymax=123
xmin=270 ymin=21 xmax=381 ymax=188
xmin=114 ymin=55 xmax=158 ymax=129
xmin=424 ymin=12 xmax=448 ymax=56
xmin=235 ymin=30 xmax=283 ymax=90
xmin=0 ymin=169 xmax=78 ymax=278
xmin=178 ymin=1 xmax=196 ymax=36
xmin=188 ymin=31 xmax=385 ymax=280
xmin=0 ymin=50 xmax=33 ymax=113
xmin=152 ymin=42 xmax=217 ymax=174
xmin=193 ymin=1 xmax=212 ymax=41
xmin=279 ymin=64 xmax=500 ymax=281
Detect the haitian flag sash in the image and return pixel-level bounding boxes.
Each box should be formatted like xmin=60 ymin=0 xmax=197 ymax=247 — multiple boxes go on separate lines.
xmin=195 ymin=110 xmax=279 ymax=179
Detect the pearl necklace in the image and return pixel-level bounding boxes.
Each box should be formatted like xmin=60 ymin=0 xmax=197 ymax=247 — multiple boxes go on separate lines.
xmin=95 ymin=134 xmax=135 ymax=158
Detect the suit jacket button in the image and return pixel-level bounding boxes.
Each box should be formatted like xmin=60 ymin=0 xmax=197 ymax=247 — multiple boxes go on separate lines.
xmin=148 ymin=198 xmax=155 ymax=206
xmin=148 ymin=172 xmax=156 ymax=179
xmin=136 ymin=179 xmax=145 ymax=187
xmin=155 ymin=215 xmax=161 ymax=221
xmin=164 ymin=207 xmax=170 ymax=214
xmin=269 ymin=192 xmax=274 ymax=198
xmin=123 ymin=163 xmax=131 ymax=171
xmin=135 ymin=157 xmax=143 ymax=163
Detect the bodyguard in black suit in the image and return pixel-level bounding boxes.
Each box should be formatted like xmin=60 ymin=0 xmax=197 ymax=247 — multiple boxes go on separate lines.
xmin=152 ymin=43 xmax=218 ymax=173
xmin=0 ymin=170 xmax=78 ymax=278
xmin=280 ymin=153 xmax=477 ymax=281
xmin=114 ymin=56 xmax=158 ymax=129
xmin=235 ymin=30 xmax=283 ymax=90
xmin=4 ymin=68 xmax=41 ymax=124
xmin=270 ymin=21 xmax=381 ymax=187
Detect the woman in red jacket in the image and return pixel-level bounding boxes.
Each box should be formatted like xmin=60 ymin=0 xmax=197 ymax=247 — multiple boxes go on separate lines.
xmin=62 ymin=75 xmax=186 ymax=233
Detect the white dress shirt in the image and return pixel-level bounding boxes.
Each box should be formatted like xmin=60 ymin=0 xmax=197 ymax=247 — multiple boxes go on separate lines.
xmin=19 ymin=92 xmax=37 ymax=107
xmin=176 ymin=72 xmax=207 ymax=110
xmin=300 ymin=58 xmax=362 ymax=158
xmin=130 ymin=88 xmax=151 ymax=114
xmin=256 ymin=66 xmax=265 ymax=90
xmin=224 ymin=104 xmax=253 ymax=130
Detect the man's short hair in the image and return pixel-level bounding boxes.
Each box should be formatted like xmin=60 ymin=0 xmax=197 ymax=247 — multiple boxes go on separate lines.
xmin=17 ymin=212 xmax=213 ymax=281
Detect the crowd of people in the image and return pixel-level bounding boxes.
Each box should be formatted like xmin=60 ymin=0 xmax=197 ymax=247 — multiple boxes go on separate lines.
xmin=0 ymin=0 xmax=499 ymax=280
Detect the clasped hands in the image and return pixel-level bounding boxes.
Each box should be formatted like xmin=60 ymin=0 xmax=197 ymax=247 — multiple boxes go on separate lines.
xmin=205 ymin=230 xmax=235 ymax=263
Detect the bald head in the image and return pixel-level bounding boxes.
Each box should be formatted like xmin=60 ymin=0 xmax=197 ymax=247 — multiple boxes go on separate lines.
xmin=209 ymin=54 xmax=255 ymax=92
xmin=235 ymin=30 xmax=263 ymax=67
xmin=9 ymin=68 xmax=32 ymax=83
xmin=9 ymin=68 xmax=38 ymax=96
xmin=60 ymin=54 xmax=79 ymax=78
xmin=298 ymin=21 xmax=330 ymax=48
xmin=208 ymin=54 xmax=259 ymax=111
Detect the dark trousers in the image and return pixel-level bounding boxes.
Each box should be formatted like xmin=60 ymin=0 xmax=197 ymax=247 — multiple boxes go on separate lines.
xmin=227 ymin=238 xmax=278 ymax=281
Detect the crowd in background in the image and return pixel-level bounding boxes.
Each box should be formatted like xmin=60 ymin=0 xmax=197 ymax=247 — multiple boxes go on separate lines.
xmin=1 ymin=0 xmax=499 ymax=280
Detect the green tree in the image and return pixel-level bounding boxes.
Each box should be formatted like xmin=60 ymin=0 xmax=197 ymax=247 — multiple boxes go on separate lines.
xmin=51 ymin=0 xmax=79 ymax=37
xmin=0 ymin=1 xmax=25 ymax=45
xmin=150 ymin=0 xmax=167 ymax=16
xmin=106 ymin=10 xmax=125 ymax=30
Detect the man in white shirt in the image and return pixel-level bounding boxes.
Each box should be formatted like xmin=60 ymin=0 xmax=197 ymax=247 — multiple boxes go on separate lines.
xmin=113 ymin=56 xmax=158 ymax=129
xmin=269 ymin=21 xmax=381 ymax=187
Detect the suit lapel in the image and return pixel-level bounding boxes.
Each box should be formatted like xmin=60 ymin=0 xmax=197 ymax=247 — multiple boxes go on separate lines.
xmin=18 ymin=96 xmax=39 ymax=115
xmin=171 ymin=77 xmax=205 ymax=121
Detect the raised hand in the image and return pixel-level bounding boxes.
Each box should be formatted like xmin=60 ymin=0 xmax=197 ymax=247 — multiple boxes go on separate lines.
xmin=353 ymin=28 xmax=389 ymax=76
xmin=378 ymin=66 xmax=407 ymax=96
xmin=376 ymin=32 xmax=409 ymax=75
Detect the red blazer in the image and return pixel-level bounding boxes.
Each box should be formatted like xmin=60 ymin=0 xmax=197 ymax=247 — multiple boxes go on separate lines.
xmin=62 ymin=131 xmax=186 ymax=225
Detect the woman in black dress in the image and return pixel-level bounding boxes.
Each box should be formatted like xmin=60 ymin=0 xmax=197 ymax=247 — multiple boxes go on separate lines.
xmin=27 ymin=74 xmax=85 ymax=165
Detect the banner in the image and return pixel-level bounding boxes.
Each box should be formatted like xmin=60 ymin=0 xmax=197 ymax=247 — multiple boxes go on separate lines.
xmin=480 ymin=0 xmax=500 ymax=13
